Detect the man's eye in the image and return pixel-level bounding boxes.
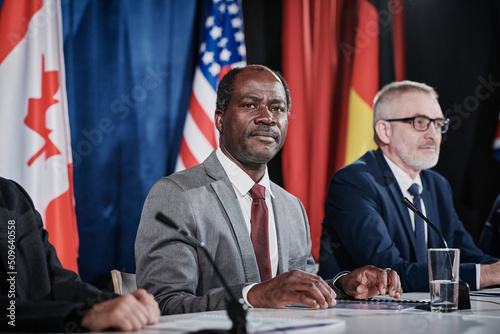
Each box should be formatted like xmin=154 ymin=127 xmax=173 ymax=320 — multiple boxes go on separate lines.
xmin=244 ymin=103 xmax=256 ymax=109
xmin=271 ymin=106 xmax=285 ymax=112
xmin=434 ymin=119 xmax=444 ymax=127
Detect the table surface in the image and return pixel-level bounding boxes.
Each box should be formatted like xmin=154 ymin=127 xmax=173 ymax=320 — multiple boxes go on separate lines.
xmin=133 ymin=291 xmax=500 ymax=334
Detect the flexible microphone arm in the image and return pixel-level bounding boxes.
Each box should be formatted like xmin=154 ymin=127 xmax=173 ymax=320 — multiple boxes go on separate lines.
xmin=401 ymin=197 xmax=448 ymax=248
xmin=155 ymin=212 xmax=248 ymax=334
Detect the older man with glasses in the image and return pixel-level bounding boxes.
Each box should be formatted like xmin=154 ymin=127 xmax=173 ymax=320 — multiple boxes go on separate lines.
xmin=318 ymin=80 xmax=500 ymax=292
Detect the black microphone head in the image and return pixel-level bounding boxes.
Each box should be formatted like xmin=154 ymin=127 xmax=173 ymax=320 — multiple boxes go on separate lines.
xmin=402 ymin=197 xmax=418 ymax=212
xmin=401 ymin=197 xmax=449 ymax=249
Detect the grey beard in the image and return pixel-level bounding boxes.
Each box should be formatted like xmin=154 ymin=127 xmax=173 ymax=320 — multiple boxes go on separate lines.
xmin=397 ymin=147 xmax=440 ymax=171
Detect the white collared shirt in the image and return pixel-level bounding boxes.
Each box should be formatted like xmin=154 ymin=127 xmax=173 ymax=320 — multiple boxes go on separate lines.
xmin=383 ymin=154 xmax=428 ymax=242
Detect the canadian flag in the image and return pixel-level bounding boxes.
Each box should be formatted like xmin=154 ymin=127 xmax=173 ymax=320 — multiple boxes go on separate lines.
xmin=0 ymin=0 xmax=79 ymax=272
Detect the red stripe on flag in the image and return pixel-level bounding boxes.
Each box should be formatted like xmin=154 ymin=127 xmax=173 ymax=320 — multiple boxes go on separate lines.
xmin=218 ymin=65 xmax=232 ymax=82
xmin=45 ymin=164 xmax=79 ymax=273
xmin=391 ymin=0 xmax=406 ymax=81
xmin=189 ymin=93 xmax=217 ymax=148
xmin=0 ymin=0 xmax=43 ymax=64
xmin=281 ymin=0 xmax=311 ymax=206
xmin=179 ymin=137 xmax=199 ymax=169
xmin=351 ymin=0 xmax=379 ymax=105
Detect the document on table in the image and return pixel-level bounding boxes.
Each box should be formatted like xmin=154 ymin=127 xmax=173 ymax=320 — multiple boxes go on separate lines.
xmin=333 ymin=297 xmax=423 ymax=310
xmin=470 ymin=287 xmax=500 ymax=297
xmin=287 ymin=294 xmax=428 ymax=311
xmin=146 ymin=313 xmax=345 ymax=333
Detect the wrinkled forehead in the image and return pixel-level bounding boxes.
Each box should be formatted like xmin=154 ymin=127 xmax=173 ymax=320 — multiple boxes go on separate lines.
xmin=385 ymin=91 xmax=443 ymax=119
xmin=238 ymin=66 xmax=280 ymax=83
xmin=234 ymin=67 xmax=286 ymax=96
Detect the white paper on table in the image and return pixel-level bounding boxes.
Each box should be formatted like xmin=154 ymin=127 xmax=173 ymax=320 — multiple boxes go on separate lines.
xmin=145 ymin=313 xmax=345 ymax=333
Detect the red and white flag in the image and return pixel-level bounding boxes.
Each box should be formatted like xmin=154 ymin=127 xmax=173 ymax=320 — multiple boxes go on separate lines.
xmin=0 ymin=0 xmax=79 ymax=272
xmin=175 ymin=0 xmax=246 ymax=171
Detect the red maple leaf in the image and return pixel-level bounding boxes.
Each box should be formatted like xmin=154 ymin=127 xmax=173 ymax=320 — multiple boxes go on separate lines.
xmin=25 ymin=54 xmax=61 ymax=167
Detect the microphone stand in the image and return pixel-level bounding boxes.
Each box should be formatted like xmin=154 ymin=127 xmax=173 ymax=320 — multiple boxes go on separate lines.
xmin=402 ymin=198 xmax=448 ymax=248
xmin=155 ymin=212 xmax=248 ymax=334
xmin=401 ymin=198 xmax=471 ymax=310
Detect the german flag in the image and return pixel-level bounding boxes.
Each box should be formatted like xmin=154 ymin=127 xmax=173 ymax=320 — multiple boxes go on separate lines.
xmin=281 ymin=0 xmax=406 ymax=260
xmin=343 ymin=0 xmax=406 ymax=166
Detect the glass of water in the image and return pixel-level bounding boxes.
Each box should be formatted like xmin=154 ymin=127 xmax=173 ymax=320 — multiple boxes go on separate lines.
xmin=428 ymin=248 xmax=460 ymax=312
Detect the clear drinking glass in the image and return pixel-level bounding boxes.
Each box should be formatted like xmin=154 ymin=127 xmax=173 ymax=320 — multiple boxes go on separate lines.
xmin=428 ymin=248 xmax=460 ymax=312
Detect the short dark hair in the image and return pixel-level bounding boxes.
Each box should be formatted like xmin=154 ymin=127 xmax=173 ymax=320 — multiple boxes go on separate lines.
xmin=216 ymin=65 xmax=291 ymax=111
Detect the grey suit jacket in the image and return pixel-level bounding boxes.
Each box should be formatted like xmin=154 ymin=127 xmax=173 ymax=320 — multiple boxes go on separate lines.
xmin=135 ymin=151 xmax=333 ymax=314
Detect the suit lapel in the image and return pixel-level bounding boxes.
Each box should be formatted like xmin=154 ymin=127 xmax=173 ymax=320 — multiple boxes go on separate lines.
xmin=204 ymin=152 xmax=261 ymax=283
xmin=270 ymin=184 xmax=288 ymax=274
xmin=375 ymin=150 xmax=419 ymax=252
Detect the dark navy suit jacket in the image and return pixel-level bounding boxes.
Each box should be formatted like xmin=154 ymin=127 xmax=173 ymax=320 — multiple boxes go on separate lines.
xmin=319 ymin=149 xmax=497 ymax=292
xmin=0 ymin=178 xmax=114 ymax=332
xmin=478 ymin=193 xmax=500 ymax=257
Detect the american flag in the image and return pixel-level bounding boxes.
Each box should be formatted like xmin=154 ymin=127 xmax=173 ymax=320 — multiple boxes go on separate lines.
xmin=494 ymin=113 xmax=500 ymax=162
xmin=175 ymin=0 xmax=246 ymax=171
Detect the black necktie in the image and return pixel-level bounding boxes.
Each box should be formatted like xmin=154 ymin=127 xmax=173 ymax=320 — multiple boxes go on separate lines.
xmin=249 ymin=184 xmax=272 ymax=282
xmin=408 ymin=183 xmax=427 ymax=264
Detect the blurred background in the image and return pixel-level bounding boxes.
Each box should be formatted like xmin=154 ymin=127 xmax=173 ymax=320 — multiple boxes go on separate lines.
xmin=1 ymin=0 xmax=499 ymax=290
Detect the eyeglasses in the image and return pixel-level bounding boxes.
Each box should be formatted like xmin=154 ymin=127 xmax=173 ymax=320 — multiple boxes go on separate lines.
xmin=384 ymin=116 xmax=450 ymax=134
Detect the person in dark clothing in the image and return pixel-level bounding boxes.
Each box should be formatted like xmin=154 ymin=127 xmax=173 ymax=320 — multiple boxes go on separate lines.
xmin=0 ymin=177 xmax=159 ymax=332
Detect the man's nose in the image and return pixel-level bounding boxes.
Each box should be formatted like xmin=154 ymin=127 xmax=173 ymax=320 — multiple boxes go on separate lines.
xmin=255 ymin=106 xmax=276 ymax=125
xmin=424 ymin=121 xmax=440 ymax=137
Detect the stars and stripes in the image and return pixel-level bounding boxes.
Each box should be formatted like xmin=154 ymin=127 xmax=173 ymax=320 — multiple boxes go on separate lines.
xmin=175 ymin=0 xmax=246 ymax=171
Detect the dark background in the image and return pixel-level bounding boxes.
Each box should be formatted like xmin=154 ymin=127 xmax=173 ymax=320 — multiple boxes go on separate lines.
xmin=243 ymin=0 xmax=500 ymax=242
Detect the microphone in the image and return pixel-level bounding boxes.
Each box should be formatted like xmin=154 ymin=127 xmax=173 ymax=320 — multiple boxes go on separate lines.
xmin=401 ymin=197 xmax=448 ymax=248
xmin=155 ymin=212 xmax=248 ymax=334
xmin=401 ymin=197 xmax=470 ymax=310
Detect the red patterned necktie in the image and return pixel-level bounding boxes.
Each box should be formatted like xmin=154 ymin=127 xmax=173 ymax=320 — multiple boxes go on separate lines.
xmin=249 ymin=184 xmax=272 ymax=282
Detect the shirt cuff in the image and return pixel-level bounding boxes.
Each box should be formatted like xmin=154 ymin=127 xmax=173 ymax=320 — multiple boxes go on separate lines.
xmin=330 ymin=270 xmax=352 ymax=300
xmin=242 ymin=283 xmax=258 ymax=308
xmin=332 ymin=270 xmax=350 ymax=290
xmin=476 ymin=264 xmax=481 ymax=290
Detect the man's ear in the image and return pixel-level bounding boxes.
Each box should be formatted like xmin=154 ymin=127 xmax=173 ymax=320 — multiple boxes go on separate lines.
xmin=375 ymin=120 xmax=391 ymax=145
xmin=215 ymin=108 xmax=224 ymax=134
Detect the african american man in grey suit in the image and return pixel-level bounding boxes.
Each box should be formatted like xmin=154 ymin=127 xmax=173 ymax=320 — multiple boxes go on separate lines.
xmin=135 ymin=65 xmax=402 ymax=315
